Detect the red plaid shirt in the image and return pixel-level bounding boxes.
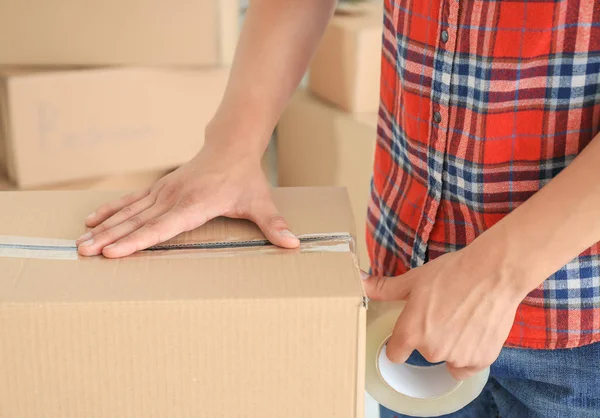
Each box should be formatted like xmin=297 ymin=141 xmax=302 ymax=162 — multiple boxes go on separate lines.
xmin=367 ymin=0 xmax=600 ymax=349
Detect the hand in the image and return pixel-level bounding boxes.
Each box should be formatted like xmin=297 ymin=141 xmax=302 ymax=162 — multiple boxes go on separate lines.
xmin=76 ymin=141 xmax=299 ymax=258
xmin=362 ymin=246 xmax=525 ymax=381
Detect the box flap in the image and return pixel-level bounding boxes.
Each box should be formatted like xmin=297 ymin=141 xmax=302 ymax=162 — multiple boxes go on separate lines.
xmin=0 ymin=187 xmax=356 ymax=243
xmin=0 ymin=187 xmax=364 ymax=303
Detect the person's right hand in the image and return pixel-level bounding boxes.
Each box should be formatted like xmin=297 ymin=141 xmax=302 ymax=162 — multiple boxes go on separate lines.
xmin=76 ymin=140 xmax=299 ymax=258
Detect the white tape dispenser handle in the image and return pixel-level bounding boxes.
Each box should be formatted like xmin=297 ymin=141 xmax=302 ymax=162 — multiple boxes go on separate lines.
xmin=366 ymin=302 xmax=490 ymax=417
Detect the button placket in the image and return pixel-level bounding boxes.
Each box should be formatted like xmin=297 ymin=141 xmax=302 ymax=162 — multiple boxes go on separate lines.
xmin=417 ymin=0 xmax=461 ymax=264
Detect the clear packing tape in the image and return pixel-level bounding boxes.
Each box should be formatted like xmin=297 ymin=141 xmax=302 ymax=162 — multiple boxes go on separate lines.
xmin=1 ymin=234 xmax=490 ymax=416
xmin=0 ymin=232 xmax=354 ymax=261
xmin=366 ymin=301 xmax=490 ymax=417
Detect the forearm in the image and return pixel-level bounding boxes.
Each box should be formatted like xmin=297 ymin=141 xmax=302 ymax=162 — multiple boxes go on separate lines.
xmin=206 ymin=0 xmax=336 ymax=156
xmin=469 ymin=132 xmax=600 ymax=296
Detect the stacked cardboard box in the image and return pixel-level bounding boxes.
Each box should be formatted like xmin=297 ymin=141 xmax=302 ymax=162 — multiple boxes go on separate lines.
xmin=277 ymin=91 xmax=377 ymax=270
xmin=309 ymin=2 xmax=383 ymax=113
xmin=278 ymin=2 xmax=383 ymax=270
xmin=0 ymin=0 xmax=239 ymax=190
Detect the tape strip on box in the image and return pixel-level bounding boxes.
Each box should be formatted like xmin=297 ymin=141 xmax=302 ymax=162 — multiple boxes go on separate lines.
xmin=0 ymin=233 xmax=354 ymax=260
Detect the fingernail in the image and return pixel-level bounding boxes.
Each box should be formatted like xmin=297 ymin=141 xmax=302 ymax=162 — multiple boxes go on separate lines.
xmin=79 ymin=239 xmax=94 ymax=247
xmin=279 ymin=229 xmax=297 ymax=239
xmin=77 ymin=232 xmax=92 ymax=242
xmin=104 ymin=243 xmax=116 ymax=250
xmin=86 ymin=212 xmax=96 ymax=221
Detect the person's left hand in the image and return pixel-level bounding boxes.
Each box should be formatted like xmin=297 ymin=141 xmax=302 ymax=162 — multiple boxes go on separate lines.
xmin=362 ymin=246 xmax=527 ymax=381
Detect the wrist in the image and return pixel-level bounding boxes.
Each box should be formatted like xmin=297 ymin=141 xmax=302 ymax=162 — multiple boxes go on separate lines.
xmin=462 ymin=228 xmax=545 ymax=301
xmin=204 ymin=116 xmax=268 ymax=160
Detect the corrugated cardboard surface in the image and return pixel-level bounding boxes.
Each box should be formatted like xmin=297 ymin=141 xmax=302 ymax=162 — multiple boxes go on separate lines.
xmin=0 ymin=0 xmax=239 ymax=66
xmin=0 ymin=67 xmax=229 ymax=188
xmin=309 ymin=2 xmax=383 ymax=113
xmin=0 ymin=187 xmax=366 ymax=417
xmin=277 ymin=91 xmax=377 ymax=271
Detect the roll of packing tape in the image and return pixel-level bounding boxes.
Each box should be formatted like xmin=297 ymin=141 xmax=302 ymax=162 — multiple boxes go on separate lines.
xmin=365 ymin=302 xmax=490 ymax=417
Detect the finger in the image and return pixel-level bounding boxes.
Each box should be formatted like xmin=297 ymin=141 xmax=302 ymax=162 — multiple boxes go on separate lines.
xmin=76 ymin=195 xmax=155 ymax=245
xmin=386 ymin=308 xmax=418 ymax=364
xmin=85 ymin=189 xmax=150 ymax=228
xmin=249 ymin=201 xmax=299 ymax=249
xmin=101 ymin=207 xmax=191 ymax=258
xmin=445 ymin=364 xmax=480 ymax=381
xmin=78 ymin=205 xmax=168 ymax=256
xmin=361 ymin=272 xmax=414 ymax=301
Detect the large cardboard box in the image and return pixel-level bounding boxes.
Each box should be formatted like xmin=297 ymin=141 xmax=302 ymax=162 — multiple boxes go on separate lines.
xmin=309 ymin=3 xmax=383 ymax=113
xmin=0 ymin=187 xmax=366 ymax=417
xmin=0 ymin=67 xmax=229 ymax=188
xmin=0 ymin=0 xmax=238 ymax=66
xmin=277 ymin=91 xmax=377 ymax=270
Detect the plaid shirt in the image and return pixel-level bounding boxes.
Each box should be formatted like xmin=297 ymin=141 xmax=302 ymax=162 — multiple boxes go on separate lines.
xmin=367 ymin=0 xmax=600 ymax=349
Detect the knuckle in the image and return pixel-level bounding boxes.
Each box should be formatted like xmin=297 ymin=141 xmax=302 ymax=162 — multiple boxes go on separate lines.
xmin=144 ymin=218 xmax=162 ymax=230
xmin=91 ymin=222 xmax=109 ymax=235
xmin=448 ymin=359 xmax=468 ymax=369
xmin=120 ymin=205 xmax=135 ymax=217
xmin=92 ymin=230 xmax=112 ymax=245
xmin=478 ymin=356 xmax=494 ymax=370
xmin=95 ymin=205 xmax=111 ymax=218
xmin=123 ymin=192 xmax=138 ymax=201
xmin=402 ymin=334 xmax=418 ymax=348
xmin=177 ymin=193 xmax=200 ymax=209
xmin=142 ymin=222 xmax=163 ymax=244
xmin=228 ymin=204 xmax=247 ymax=218
xmin=126 ymin=215 xmax=145 ymax=229
xmin=472 ymin=362 xmax=487 ymax=372
xmin=157 ymin=185 xmax=178 ymax=202
xmin=386 ymin=343 xmax=411 ymax=363
xmin=420 ymin=346 xmax=446 ymax=364
xmin=267 ymin=215 xmax=287 ymax=228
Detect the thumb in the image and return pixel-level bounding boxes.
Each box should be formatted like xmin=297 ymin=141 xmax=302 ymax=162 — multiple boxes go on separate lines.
xmin=361 ymin=270 xmax=414 ymax=301
xmin=251 ymin=202 xmax=300 ymax=249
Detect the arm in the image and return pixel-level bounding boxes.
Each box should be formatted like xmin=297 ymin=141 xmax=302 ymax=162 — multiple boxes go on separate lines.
xmin=476 ymin=133 xmax=600 ymax=296
xmin=208 ymin=0 xmax=337 ymax=157
xmin=78 ymin=0 xmax=337 ymax=258
xmin=363 ymin=132 xmax=600 ymax=380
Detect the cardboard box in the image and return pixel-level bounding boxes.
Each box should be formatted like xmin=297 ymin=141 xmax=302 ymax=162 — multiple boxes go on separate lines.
xmin=0 ymin=169 xmax=172 ymax=191
xmin=0 ymin=187 xmax=366 ymax=417
xmin=0 ymin=0 xmax=239 ymax=66
xmin=0 ymin=67 xmax=229 ymax=188
xmin=309 ymin=2 xmax=383 ymax=113
xmin=277 ymin=91 xmax=377 ymax=270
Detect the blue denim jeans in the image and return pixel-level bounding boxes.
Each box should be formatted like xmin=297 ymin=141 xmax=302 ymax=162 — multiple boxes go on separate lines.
xmin=379 ymin=342 xmax=600 ymax=417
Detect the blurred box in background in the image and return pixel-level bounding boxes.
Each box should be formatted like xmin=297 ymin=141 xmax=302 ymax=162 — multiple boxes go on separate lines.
xmin=309 ymin=2 xmax=383 ymax=113
xmin=0 ymin=67 xmax=228 ymax=188
xmin=277 ymin=90 xmax=377 ymax=270
xmin=0 ymin=169 xmax=171 ymax=191
xmin=0 ymin=0 xmax=239 ymax=66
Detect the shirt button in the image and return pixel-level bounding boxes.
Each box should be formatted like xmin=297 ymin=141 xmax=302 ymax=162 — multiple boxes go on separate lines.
xmin=433 ymin=111 xmax=442 ymax=123
xmin=441 ymin=30 xmax=449 ymax=43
